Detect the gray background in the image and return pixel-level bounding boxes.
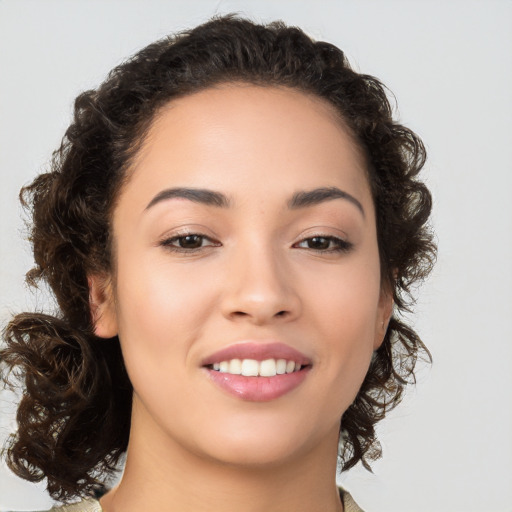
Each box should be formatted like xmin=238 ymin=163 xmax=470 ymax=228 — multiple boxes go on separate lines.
xmin=1 ymin=1 xmax=511 ymax=511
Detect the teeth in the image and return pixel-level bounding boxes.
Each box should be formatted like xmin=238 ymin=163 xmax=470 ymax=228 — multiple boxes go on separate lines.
xmin=276 ymin=359 xmax=287 ymax=374
xmin=241 ymin=359 xmax=259 ymax=376
xmin=260 ymin=359 xmax=276 ymax=377
xmin=228 ymin=358 xmax=242 ymax=375
xmin=286 ymin=360 xmax=296 ymax=373
xmin=213 ymin=358 xmax=304 ymax=376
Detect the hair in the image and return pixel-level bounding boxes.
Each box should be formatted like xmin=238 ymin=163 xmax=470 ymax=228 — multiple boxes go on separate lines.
xmin=1 ymin=14 xmax=436 ymax=501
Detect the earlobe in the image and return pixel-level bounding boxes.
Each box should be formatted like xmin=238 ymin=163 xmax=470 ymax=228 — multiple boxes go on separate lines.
xmin=373 ymin=286 xmax=394 ymax=350
xmin=88 ymin=274 xmax=118 ymax=338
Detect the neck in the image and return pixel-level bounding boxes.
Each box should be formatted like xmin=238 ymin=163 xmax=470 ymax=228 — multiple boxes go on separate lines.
xmin=101 ymin=401 xmax=343 ymax=512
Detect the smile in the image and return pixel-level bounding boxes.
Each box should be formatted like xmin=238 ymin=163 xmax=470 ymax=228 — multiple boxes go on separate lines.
xmin=202 ymin=342 xmax=312 ymax=401
xmin=209 ymin=358 xmax=302 ymax=377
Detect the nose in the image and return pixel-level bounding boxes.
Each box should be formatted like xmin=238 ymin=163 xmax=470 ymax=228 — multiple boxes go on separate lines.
xmin=220 ymin=242 xmax=301 ymax=326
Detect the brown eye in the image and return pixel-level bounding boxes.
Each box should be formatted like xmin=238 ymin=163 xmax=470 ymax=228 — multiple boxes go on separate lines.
xmin=306 ymin=237 xmax=331 ymax=250
xmin=178 ymin=235 xmax=204 ymax=249
xmin=295 ymin=235 xmax=353 ymax=253
xmin=159 ymin=233 xmax=220 ymax=253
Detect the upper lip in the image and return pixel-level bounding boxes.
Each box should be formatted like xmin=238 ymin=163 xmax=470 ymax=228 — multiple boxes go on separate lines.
xmin=201 ymin=341 xmax=312 ymax=367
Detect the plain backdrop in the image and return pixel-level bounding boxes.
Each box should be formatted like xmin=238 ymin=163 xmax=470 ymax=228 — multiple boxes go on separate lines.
xmin=1 ymin=1 xmax=511 ymax=511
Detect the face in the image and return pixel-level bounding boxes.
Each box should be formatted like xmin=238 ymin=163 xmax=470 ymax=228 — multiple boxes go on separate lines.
xmin=92 ymin=84 xmax=392 ymax=468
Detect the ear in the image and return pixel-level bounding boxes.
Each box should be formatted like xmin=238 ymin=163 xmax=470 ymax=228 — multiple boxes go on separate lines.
xmin=88 ymin=274 xmax=118 ymax=338
xmin=373 ymin=284 xmax=394 ymax=350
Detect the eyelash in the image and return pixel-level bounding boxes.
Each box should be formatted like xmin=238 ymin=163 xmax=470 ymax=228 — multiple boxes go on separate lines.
xmin=159 ymin=233 xmax=353 ymax=254
xmin=159 ymin=233 xmax=220 ymax=253
xmin=293 ymin=235 xmax=353 ymax=253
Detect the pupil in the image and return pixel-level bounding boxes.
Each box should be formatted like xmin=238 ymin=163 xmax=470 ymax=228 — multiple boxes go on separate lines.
xmin=181 ymin=235 xmax=202 ymax=248
xmin=309 ymin=237 xmax=329 ymax=249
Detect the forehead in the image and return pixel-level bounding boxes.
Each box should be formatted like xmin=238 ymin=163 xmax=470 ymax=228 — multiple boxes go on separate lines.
xmin=122 ymin=84 xmax=372 ymax=213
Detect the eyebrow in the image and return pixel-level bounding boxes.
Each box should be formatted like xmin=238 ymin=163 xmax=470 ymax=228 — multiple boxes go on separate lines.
xmin=288 ymin=187 xmax=365 ymax=217
xmin=145 ymin=187 xmax=231 ymax=210
xmin=145 ymin=185 xmax=364 ymax=216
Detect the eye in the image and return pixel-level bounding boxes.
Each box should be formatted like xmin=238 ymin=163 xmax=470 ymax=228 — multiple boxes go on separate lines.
xmin=294 ymin=235 xmax=353 ymax=253
xmin=159 ymin=233 xmax=220 ymax=252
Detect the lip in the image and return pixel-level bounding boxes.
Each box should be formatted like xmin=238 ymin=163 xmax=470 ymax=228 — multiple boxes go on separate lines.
xmin=201 ymin=341 xmax=312 ymax=366
xmin=201 ymin=341 xmax=312 ymax=402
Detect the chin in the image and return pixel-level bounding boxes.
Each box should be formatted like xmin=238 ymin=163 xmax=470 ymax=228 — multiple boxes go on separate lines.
xmin=195 ymin=415 xmax=334 ymax=469
xmin=204 ymin=439 xmax=303 ymax=469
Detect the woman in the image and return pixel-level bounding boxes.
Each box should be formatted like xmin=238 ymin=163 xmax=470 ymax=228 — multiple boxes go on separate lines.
xmin=0 ymin=15 xmax=435 ymax=512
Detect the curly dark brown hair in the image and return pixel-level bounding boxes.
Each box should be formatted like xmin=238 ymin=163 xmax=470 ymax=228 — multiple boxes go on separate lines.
xmin=1 ymin=14 xmax=436 ymax=501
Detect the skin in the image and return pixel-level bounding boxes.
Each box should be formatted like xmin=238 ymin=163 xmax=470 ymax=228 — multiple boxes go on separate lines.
xmin=90 ymin=84 xmax=392 ymax=512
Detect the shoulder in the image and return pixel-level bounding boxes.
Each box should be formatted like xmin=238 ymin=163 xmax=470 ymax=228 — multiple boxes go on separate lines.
xmin=47 ymin=498 xmax=102 ymax=512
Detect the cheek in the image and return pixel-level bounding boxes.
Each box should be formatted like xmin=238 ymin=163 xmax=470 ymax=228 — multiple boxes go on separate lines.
xmin=112 ymin=256 xmax=219 ymax=374
xmin=123 ymin=267 xmax=205 ymax=318
xmin=308 ymin=253 xmax=381 ymax=336
xmin=111 ymin=261 xmax=221 ymax=424
xmin=305 ymin=259 xmax=381 ymax=397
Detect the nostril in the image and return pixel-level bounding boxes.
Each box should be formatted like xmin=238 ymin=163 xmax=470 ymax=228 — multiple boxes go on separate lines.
xmin=229 ymin=309 xmax=289 ymax=321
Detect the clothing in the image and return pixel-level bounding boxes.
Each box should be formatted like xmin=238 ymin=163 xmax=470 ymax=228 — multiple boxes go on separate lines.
xmin=49 ymin=499 xmax=101 ymax=512
xmin=342 ymin=488 xmax=365 ymax=512
xmin=48 ymin=488 xmax=364 ymax=512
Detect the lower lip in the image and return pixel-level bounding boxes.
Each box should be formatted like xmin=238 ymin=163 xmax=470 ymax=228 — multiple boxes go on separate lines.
xmin=205 ymin=368 xmax=310 ymax=402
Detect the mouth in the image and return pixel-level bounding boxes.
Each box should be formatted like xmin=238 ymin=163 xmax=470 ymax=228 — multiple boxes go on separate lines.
xmin=206 ymin=358 xmax=307 ymax=377
xmin=202 ymin=342 xmax=312 ymax=401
